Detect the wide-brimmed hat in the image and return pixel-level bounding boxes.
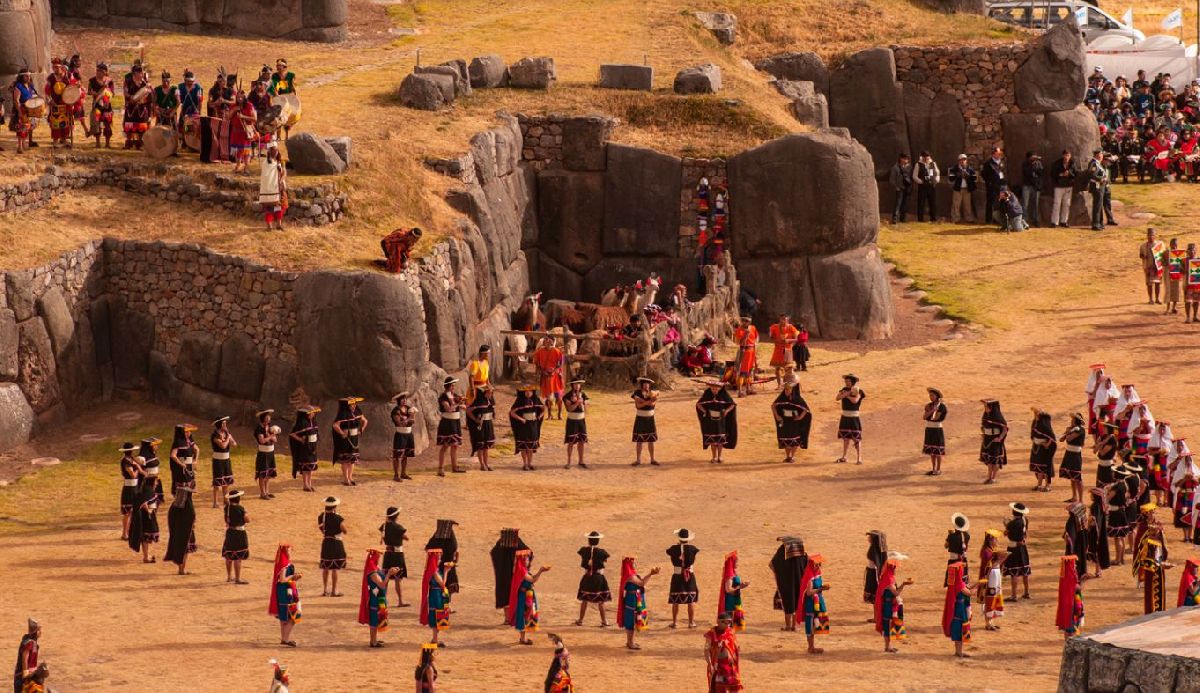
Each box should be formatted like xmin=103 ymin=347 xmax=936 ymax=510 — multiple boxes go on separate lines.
xmin=226 ymin=490 xmax=244 ymax=500
xmin=443 ymin=376 xmax=459 ymax=387
xmin=952 ymin=513 xmax=970 ymax=532
xmin=255 ymin=408 xmax=274 ymax=418
xmin=569 ymin=379 xmax=586 ymax=386
xmin=1009 ymin=502 xmax=1029 ymax=516
xmin=213 ymin=416 xmax=230 ymax=426
xmin=586 ymin=530 xmax=604 ymax=540
xmin=517 ymin=383 xmax=538 ymax=392
xmin=118 ymin=442 xmax=137 ymax=452
xmin=181 ymin=423 xmax=198 ymax=432
xmin=674 ymin=528 xmax=693 ymax=543
xmin=842 ymin=373 xmax=859 ymax=383
xmin=637 ymin=377 xmax=655 ymax=384
xmin=887 ymin=551 xmax=909 ymax=561
xmin=390 ymin=392 xmax=410 ymax=402
xmin=1125 ymin=461 xmax=1145 ymax=474
xmin=386 ymin=506 xmax=400 ymax=518
xmin=324 ymin=496 xmax=340 ymax=507
xmin=985 ymin=528 xmax=1003 ymax=540
xmin=1140 ymin=502 xmax=1158 ymax=513
xmin=142 ymin=437 xmax=161 ymax=446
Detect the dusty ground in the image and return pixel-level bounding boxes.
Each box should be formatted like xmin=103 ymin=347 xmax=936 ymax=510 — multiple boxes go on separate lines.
xmin=2 ymin=186 xmax=1197 ymax=690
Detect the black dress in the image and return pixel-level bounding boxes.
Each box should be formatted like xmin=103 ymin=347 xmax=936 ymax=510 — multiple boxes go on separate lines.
xmin=1059 ymin=425 xmax=1086 ymax=481
xmin=318 ymin=511 xmax=347 ymax=569
xmin=333 ymin=407 xmax=363 ymax=464
xmin=1125 ymin=474 xmax=1144 ymax=528
xmin=1107 ymin=481 xmax=1131 ymax=538
xmin=511 ymin=393 xmax=544 ymax=453
xmin=923 ymin=402 xmax=947 ymax=455
xmin=771 ymin=541 xmax=807 ymax=614
xmin=426 ymin=528 xmax=460 ymax=594
xmin=1064 ymin=510 xmax=1090 ymax=578
xmin=945 ymin=529 xmax=970 ymax=585
xmin=1030 ymin=419 xmax=1058 ymax=477
xmin=577 ymin=545 xmax=611 ymax=603
xmin=126 ymin=479 xmax=160 ymax=551
xmin=1002 ymin=516 xmax=1031 ymax=577
xmin=254 ymin=424 xmax=277 ymax=480
xmin=221 ymin=503 xmax=249 ymax=560
xmin=467 ymin=394 xmax=496 ymax=455
xmin=863 ymin=532 xmax=887 ymax=603
xmin=490 ymin=531 xmax=530 ymax=609
xmin=563 ymin=391 xmax=588 ymax=444
xmin=211 ymin=433 xmax=234 ymax=488
xmin=631 ymin=390 xmax=658 ymax=443
xmin=837 ymin=389 xmax=864 ymax=441
xmin=1089 ymin=490 xmax=1111 ymax=569
xmin=163 ymin=493 xmax=197 ymax=565
xmin=696 ymin=389 xmax=737 ymax=449
xmin=980 ymin=415 xmax=1008 ymax=467
xmin=1096 ymin=435 xmax=1117 ymax=485
xmin=120 ymin=456 xmax=140 ymax=514
xmin=380 ymin=520 xmax=408 ymax=577
xmin=170 ymin=440 xmax=197 ymax=495
xmin=392 ymin=405 xmax=417 ymax=460
xmin=666 ymin=544 xmax=700 ymax=604
xmin=774 ymin=389 xmax=811 ymax=449
xmin=436 ymin=392 xmax=463 ymax=446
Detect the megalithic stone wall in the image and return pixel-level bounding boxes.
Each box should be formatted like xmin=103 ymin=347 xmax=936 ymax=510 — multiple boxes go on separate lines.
xmin=49 ymin=0 xmax=347 ymax=42
xmin=0 ymin=0 xmax=54 ymax=114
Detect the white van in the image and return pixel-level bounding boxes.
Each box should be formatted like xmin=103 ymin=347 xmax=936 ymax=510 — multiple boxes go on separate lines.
xmin=988 ymin=1 xmax=1146 ymax=44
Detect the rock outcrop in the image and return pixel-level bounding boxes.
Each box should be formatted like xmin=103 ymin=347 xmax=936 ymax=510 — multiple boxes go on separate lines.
xmin=50 ymin=0 xmax=348 ymax=42
xmin=754 ymin=52 xmax=829 ymax=94
xmin=0 ymin=0 xmax=53 ymax=112
xmin=828 ymin=48 xmax=908 ymax=179
xmin=599 ymin=64 xmax=653 ymax=91
xmin=674 ymin=64 xmax=721 ymax=94
xmin=694 ymin=11 xmax=737 ymax=44
xmin=469 ymin=55 xmax=507 ymax=88
xmin=399 ymin=72 xmax=454 ymax=111
xmin=287 ymin=132 xmax=349 ymax=175
xmin=1015 ymin=20 xmax=1087 ymax=113
xmin=508 ymin=57 xmax=557 ymax=89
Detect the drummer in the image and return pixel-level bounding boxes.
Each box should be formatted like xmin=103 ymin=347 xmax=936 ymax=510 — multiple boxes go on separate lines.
xmin=44 ymin=58 xmax=75 ymax=148
xmin=268 ymin=58 xmax=297 ymax=138
xmin=248 ymin=78 xmax=272 ymax=156
xmin=177 ymin=70 xmax=203 ymax=147
xmin=153 ymin=71 xmax=179 ymax=129
xmin=9 ymin=68 xmax=40 ymax=154
xmin=87 ymin=62 xmax=115 ymax=149
xmin=122 ymin=62 xmax=152 ymax=150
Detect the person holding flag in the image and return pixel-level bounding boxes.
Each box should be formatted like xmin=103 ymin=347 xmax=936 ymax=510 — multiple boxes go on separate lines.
xmin=1185 ymin=243 xmax=1200 ymax=323
xmin=1165 ymin=238 xmax=1186 ymax=315
xmin=1139 ymin=228 xmax=1167 ymax=305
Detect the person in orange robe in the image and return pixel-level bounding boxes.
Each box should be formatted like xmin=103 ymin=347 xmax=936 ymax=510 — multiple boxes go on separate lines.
xmin=732 ymin=317 xmax=758 ymax=397
xmin=768 ymin=314 xmax=799 ymax=389
xmin=533 ymin=337 xmax=566 ymax=419
xmin=704 ymin=612 xmax=743 ymax=691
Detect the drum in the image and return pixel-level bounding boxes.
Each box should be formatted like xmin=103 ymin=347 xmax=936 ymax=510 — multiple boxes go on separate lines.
xmin=256 ymin=104 xmax=284 ymax=135
xmin=272 ymin=92 xmax=302 ymax=128
xmin=143 ymin=125 xmax=177 ymax=159
xmin=183 ymin=115 xmax=201 ymax=151
xmin=23 ymin=96 xmax=46 ymax=118
xmin=62 ymin=83 xmax=84 ymax=106
xmin=131 ymin=86 xmax=153 ymax=105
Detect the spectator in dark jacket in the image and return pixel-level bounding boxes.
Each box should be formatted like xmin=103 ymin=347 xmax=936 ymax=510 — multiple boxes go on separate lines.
xmin=947 ymin=154 xmax=976 ymax=223
xmin=1020 ymin=151 xmax=1044 ymax=227
xmin=913 ymin=151 xmax=940 ymax=222
xmin=981 ymin=147 xmax=1006 ymax=226
xmin=997 ymin=189 xmax=1028 ymax=232
xmin=890 ymin=153 xmax=913 ymax=224
xmin=1049 ymin=150 xmax=1078 ymax=228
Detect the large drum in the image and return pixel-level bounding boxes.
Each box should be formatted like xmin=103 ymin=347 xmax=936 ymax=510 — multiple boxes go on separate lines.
xmin=62 ymin=83 xmax=84 ymax=106
xmin=23 ymin=96 xmax=46 ymax=118
xmin=130 ymin=86 xmax=153 ymax=105
xmin=182 ymin=115 xmax=201 ymax=151
xmin=272 ymin=92 xmax=302 ymax=128
xmin=256 ymin=104 xmax=284 ymax=135
xmin=143 ymin=125 xmax=177 ymax=159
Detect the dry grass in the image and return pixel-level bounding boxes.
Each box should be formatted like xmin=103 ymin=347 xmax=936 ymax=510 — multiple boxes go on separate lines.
xmin=1098 ymin=1 xmax=1200 ymax=43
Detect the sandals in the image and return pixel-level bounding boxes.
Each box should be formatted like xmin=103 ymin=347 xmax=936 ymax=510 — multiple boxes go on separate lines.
xmin=281 ymin=640 xmax=297 ymax=647
xmin=370 ymin=641 xmax=385 ymax=648
xmin=650 ymin=460 xmax=661 ymax=466
xmin=835 ymin=457 xmax=847 ymax=464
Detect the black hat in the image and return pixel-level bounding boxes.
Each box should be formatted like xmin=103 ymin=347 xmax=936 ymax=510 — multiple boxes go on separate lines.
xmin=1009 ymin=502 xmax=1029 ymax=516
xmin=952 ymin=512 xmax=970 ymax=531
xmin=118 ymin=442 xmax=137 ymax=452
xmin=586 ymin=530 xmax=603 ymax=540
xmin=324 ymin=496 xmax=340 ymax=507
xmin=674 ymin=528 xmax=693 ymax=542
xmin=927 ymin=387 xmax=943 ymax=399
xmin=443 ymin=376 xmax=459 ymax=387
xmin=478 ymin=344 xmax=491 ymax=353
xmin=842 ymin=373 xmax=859 ymax=384
xmin=386 ymin=506 xmax=400 ymax=519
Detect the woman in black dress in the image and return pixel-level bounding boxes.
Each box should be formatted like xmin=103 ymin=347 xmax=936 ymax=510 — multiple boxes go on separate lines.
xmin=575 ymin=530 xmax=611 ymax=626
xmin=510 ymin=385 xmax=545 ymax=471
xmin=863 ymin=530 xmax=888 ymax=605
xmin=1030 ymin=409 xmax=1058 ymax=493
xmin=169 ymin=424 xmax=198 ymax=496
xmin=923 ymin=388 xmax=948 ymax=475
xmin=380 ymin=506 xmax=410 ymax=606
xmin=1094 ymin=421 xmax=1119 ymax=486
xmin=1059 ymin=412 xmax=1087 ymax=503
xmin=772 ymin=377 xmax=811 ymax=463
xmin=425 ymin=519 xmax=460 ymax=594
xmin=772 ymin=535 xmax=807 ymax=631
xmin=200 ymin=74 xmax=224 ymax=163
xmin=222 ymin=489 xmax=250 ymax=584
xmin=563 ymin=380 xmax=589 ymax=469
xmin=254 ymin=409 xmax=279 ymax=500
xmin=318 ymin=496 xmax=348 ymax=596
xmin=163 ymin=486 xmax=197 ymax=575
xmin=390 ymin=394 xmax=417 ymax=481
xmin=631 ymin=377 xmax=659 ymax=466
xmin=467 ymin=385 xmax=496 ymax=471
xmin=138 ymin=438 xmax=163 ymax=503
xmin=696 ymin=381 xmax=737 ymax=464
xmin=127 ymin=465 xmax=161 ymax=564
xmin=835 ymin=374 xmax=865 ymax=465
xmin=980 ymin=399 xmax=1009 ymax=485
xmin=1107 ymin=467 xmax=1134 ymax=566
xmin=118 ymin=442 xmax=142 ymax=541
xmin=289 ymin=405 xmax=319 ymax=492
xmin=332 ymin=397 xmax=367 ymax=487
xmin=210 ymin=416 xmax=237 ymax=509
xmin=436 ymin=377 xmax=465 ymax=476
xmin=1088 ymin=486 xmax=1111 ymax=574
xmin=1002 ymin=502 xmax=1031 ymax=600
xmin=666 ymin=528 xmax=700 ymax=628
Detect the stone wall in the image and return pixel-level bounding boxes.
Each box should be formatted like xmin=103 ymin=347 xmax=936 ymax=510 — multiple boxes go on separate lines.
xmin=1058 ymin=609 xmax=1200 ymax=692
xmin=0 ymin=162 xmax=347 ymax=226
xmin=49 ymin=0 xmax=347 ymax=42
xmin=0 ymin=0 xmax=53 ymax=114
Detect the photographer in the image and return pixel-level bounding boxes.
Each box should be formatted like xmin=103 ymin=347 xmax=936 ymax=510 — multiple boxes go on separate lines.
xmin=1020 ymin=151 xmax=1044 ymax=228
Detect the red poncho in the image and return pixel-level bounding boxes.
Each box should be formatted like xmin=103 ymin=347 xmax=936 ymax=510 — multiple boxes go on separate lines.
xmin=718 ymin=551 xmax=738 ymax=620
xmin=505 ymin=549 xmax=532 ymax=626
xmin=267 ymin=544 xmax=291 ymax=617
xmin=419 ymin=548 xmax=443 ymax=626
xmin=358 ymin=549 xmax=381 ymax=625
xmin=942 ymin=561 xmax=966 ymax=638
xmin=1179 ymin=558 xmax=1199 ymax=608
xmin=874 ymin=560 xmax=897 ymax=633
xmin=1056 ymin=556 xmax=1080 ymax=632
xmin=617 ymin=557 xmax=637 ymax=629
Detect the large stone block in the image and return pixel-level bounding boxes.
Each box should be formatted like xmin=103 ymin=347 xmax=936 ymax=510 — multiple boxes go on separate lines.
xmin=260 ymin=354 xmax=299 ymax=410
xmin=398 ymin=72 xmax=453 ymax=111
xmin=325 ymin=136 xmax=352 ymax=168
xmin=160 ymin=0 xmax=199 ymax=23
xmin=177 ymin=330 xmax=220 ymax=390
xmin=599 ymin=64 xmax=653 ymax=91
xmin=56 ymin=310 xmax=100 ymax=408
xmin=217 ymin=332 xmax=265 ymax=401
xmin=419 ymin=271 xmax=468 ymax=369
xmin=828 ymin=47 xmax=908 ymax=178
xmin=533 ymin=253 xmax=584 ymax=303
xmin=52 ymin=0 xmax=108 ymax=20
xmin=673 ymin=64 xmax=721 ymax=94
xmin=507 ymin=57 xmax=556 ymax=89
xmin=754 ymin=52 xmax=828 ymax=94
xmin=293 ymin=271 xmax=429 ymax=399
xmin=109 ymin=0 xmax=163 ymax=14
xmin=0 ymin=308 xmax=17 ymax=381
xmin=468 ymin=54 xmax=507 ymax=88
xmin=603 ymin=144 xmax=681 ymax=257
xmin=903 ymin=84 xmax=965 ymax=174
xmin=1087 ymin=646 xmax=1128 ymax=693
xmin=791 ymin=93 xmax=828 ymax=128
xmin=561 ymin=115 xmax=613 ymax=172
xmin=36 ymin=286 xmax=73 ymax=359
xmin=694 ymin=11 xmax=736 ymax=45
xmin=148 ymin=349 xmax=180 ymax=407
xmin=1058 ymin=637 xmax=1089 ymax=693
xmin=737 ymin=257 xmax=818 ymax=332
xmin=415 ymin=64 xmax=471 ymax=98
xmin=301 ymin=0 xmax=346 ymax=27
xmin=223 ymin=0 xmax=303 ymax=37
xmin=177 ymin=381 xmax=249 ymax=423
xmin=0 ymin=383 xmax=33 ymax=451
xmin=536 ymin=169 xmax=605 ymax=274
xmin=1015 ymin=20 xmax=1086 ymax=113
xmin=0 ymin=11 xmax=38 ymax=76
xmin=1003 ymin=107 xmax=1098 ymax=226
xmin=199 ymin=0 xmax=226 ymax=24
xmin=16 ymin=317 xmax=59 ymax=413
xmin=493 ymin=114 xmax=522 ymax=177
xmin=5 ymin=271 xmax=34 ymax=322
xmin=809 ymin=244 xmax=894 ymax=339
xmin=110 ymin=305 xmax=154 ymax=391
xmin=286 ymin=132 xmax=348 ymax=175
xmin=728 ymin=132 xmax=878 ymax=257
xmin=88 ymin=295 xmax=112 ymax=366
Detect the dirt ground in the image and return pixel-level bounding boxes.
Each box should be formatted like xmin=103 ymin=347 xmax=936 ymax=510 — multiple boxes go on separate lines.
xmin=2 ymin=196 xmax=1196 ymax=691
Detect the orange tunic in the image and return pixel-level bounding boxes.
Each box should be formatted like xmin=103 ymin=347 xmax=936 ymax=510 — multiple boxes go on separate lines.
xmin=533 ymin=346 xmax=565 ymax=397
xmin=768 ymin=323 xmax=798 ymax=367
xmin=734 ymin=326 xmax=758 ymax=375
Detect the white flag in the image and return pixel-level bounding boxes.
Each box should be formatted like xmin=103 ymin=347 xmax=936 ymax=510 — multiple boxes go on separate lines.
xmin=1122 ymin=7 xmax=1133 ymax=26
xmin=1075 ymin=7 xmax=1088 ymax=26
xmin=1162 ymin=8 xmax=1183 ymax=30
